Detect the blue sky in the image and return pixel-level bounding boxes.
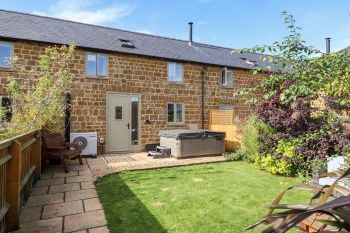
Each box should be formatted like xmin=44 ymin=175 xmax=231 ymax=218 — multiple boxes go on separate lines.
xmin=1 ymin=0 xmax=350 ymax=52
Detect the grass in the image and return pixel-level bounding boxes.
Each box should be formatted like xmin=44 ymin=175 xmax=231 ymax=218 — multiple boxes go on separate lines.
xmin=95 ymin=162 xmax=312 ymax=233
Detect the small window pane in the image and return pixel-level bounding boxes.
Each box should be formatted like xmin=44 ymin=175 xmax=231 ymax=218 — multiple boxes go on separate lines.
xmin=221 ymin=69 xmax=226 ymax=85
xmin=167 ymin=62 xmax=176 ymax=82
xmin=97 ymin=55 xmax=107 ymax=76
xmin=1 ymin=97 xmax=12 ymax=122
xmin=167 ymin=103 xmax=174 ymax=122
xmin=175 ymin=63 xmax=183 ymax=82
xmin=131 ymin=96 xmax=139 ymax=145
xmin=87 ymin=54 xmax=96 ymax=76
xmin=0 ymin=43 xmax=12 ymax=68
xmin=176 ymin=103 xmax=183 ymax=122
xmin=115 ymin=106 xmax=123 ymax=120
xmin=226 ymin=70 xmax=234 ymax=86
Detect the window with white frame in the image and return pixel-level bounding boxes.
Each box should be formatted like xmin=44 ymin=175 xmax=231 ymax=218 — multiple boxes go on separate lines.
xmin=86 ymin=53 xmax=108 ymax=77
xmin=167 ymin=102 xmax=184 ymax=123
xmin=220 ymin=104 xmax=234 ymax=110
xmin=167 ymin=62 xmax=183 ymax=83
xmin=0 ymin=42 xmax=13 ymax=69
xmin=0 ymin=96 xmax=13 ymax=123
xmin=220 ymin=67 xmax=234 ymax=87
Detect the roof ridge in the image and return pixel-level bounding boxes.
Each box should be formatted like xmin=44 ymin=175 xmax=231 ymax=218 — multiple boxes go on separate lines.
xmin=0 ymin=8 xmax=236 ymax=51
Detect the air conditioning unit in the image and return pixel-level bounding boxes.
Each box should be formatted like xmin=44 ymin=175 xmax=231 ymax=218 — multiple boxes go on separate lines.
xmin=70 ymin=132 xmax=97 ymax=156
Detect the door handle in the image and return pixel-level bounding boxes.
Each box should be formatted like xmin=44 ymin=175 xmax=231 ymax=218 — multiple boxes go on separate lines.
xmin=127 ymin=123 xmax=130 ymax=129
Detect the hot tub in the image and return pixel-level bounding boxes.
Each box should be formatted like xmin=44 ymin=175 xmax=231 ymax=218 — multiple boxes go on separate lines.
xmin=159 ymin=129 xmax=225 ymax=158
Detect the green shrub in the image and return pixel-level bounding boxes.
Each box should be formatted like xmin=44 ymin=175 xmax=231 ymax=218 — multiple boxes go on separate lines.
xmin=240 ymin=116 xmax=259 ymax=162
xmin=255 ymin=154 xmax=295 ymax=176
xmin=224 ymin=149 xmax=246 ymax=161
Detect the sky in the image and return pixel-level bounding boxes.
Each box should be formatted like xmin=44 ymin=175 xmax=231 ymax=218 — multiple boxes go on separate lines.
xmin=0 ymin=0 xmax=350 ymax=52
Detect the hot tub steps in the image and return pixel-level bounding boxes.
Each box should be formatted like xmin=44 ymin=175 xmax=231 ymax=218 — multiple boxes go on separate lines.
xmin=148 ymin=146 xmax=171 ymax=159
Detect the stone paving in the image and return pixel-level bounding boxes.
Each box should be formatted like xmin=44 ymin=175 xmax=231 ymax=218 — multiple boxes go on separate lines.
xmin=14 ymin=153 xmax=225 ymax=233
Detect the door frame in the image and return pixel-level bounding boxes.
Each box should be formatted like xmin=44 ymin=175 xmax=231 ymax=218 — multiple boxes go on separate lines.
xmin=106 ymin=92 xmax=141 ymax=153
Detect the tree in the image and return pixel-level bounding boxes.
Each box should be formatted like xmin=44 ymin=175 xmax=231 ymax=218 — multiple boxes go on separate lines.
xmin=233 ymin=11 xmax=350 ymax=177
xmin=0 ymin=45 xmax=75 ymax=140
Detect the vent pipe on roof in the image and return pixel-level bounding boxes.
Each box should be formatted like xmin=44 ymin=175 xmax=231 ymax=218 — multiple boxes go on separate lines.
xmin=189 ymin=22 xmax=193 ymax=45
xmin=326 ymin=37 xmax=331 ymax=54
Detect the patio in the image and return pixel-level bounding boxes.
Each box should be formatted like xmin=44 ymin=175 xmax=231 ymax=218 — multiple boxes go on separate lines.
xmin=14 ymin=153 xmax=225 ymax=233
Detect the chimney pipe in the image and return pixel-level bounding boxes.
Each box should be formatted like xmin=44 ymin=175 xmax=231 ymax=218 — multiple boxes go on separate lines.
xmin=189 ymin=22 xmax=193 ymax=45
xmin=326 ymin=37 xmax=331 ymax=54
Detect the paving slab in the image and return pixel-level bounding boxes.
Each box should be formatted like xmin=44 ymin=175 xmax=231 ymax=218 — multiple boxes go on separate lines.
xmin=53 ymin=170 xmax=79 ymax=178
xmin=72 ymin=230 xmax=87 ymax=233
xmin=67 ymin=164 xmax=90 ymax=171
xmin=42 ymin=200 xmax=84 ymax=219
xmin=30 ymin=186 xmax=49 ymax=196
xmin=49 ymin=183 xmax=81 ymax=194
xmin=66 ymin=174 xmax=94 ymax=183
xmin=40 ymin=172 xmax=53 ymax=180
xmin=19 ymin=206 xmax=42 ymax=223
xmin=88 ymin=226 xmax=110 ymax=233
xmin=15 ymin=217 xmax=63 ymax=233
xmin=27 ymin=193 xmax=64 ymax=207
xmin=79 ymin=170 xmax=92 ymax=175
xmin=83 ymin=198 xmax=102 ymax=212
xmin=65 ymin=189 xmax=97 ymax=202
xmin=81 ymin=181 xmax=95 ymax=190
xmin=64 ymin=210 xmax=107 ymax=232
xmin=35 ymin=178 xmax=65 ymax=187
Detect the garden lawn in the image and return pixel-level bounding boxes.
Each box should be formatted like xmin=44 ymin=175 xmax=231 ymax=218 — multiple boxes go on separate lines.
xmin=95 ymin=162 xmax=312 ymax=233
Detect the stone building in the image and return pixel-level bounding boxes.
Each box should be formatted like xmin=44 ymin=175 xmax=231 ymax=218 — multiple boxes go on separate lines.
xmin=0 ymin=9 xmax=265 ymax=153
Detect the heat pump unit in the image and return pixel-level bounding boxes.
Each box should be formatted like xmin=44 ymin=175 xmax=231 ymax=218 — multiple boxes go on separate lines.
xmin=70 ymin=132 xmax=97 ymax=156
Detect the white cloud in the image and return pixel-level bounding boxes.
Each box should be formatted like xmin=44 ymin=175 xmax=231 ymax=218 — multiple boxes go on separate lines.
xmin=33 ymin=0 xmax=135 ymax=25
xmin=134 ymin=29 xmax=155 ymax=35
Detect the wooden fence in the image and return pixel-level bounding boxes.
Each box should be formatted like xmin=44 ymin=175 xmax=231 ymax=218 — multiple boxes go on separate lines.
xmin=209 ymin=110 xmax=242 ymax=151
xmin=0 ymin=130 xmax=41 ymax=232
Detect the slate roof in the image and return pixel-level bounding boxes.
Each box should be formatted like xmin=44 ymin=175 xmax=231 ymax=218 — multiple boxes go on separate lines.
xmin=0 ymin=9 xmax=266 ymax=69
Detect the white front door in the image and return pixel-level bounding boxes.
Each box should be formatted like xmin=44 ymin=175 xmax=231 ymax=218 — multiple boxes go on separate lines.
xmin=107 ymin=94 xmax=131 ymax=151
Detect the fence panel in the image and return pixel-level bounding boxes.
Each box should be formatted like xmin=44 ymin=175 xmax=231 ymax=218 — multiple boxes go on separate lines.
xmin=0 ymin=130 xmax=41 ymax=232
xmin=209 ymin=110 xmax=242 ymax=151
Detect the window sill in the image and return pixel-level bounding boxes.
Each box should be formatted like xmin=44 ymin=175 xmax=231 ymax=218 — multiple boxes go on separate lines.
xmin=167 ymin=122 xmax=186 ymax=126
xmin=220 ymin=84 xmax=234 ymax=89
xmin=86 ymin=75 xmax=109 ymax=79
xmin=167 ymin=81 xmax=184 ymax=85
xmin=0 ymin=67 xmax=14 ymax=72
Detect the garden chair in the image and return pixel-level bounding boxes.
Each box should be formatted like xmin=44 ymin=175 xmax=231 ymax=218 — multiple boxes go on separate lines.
xmin=43 ymin=133 xmax=83 ymax=173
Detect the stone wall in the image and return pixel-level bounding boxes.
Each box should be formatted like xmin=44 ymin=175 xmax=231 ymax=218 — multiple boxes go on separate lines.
xmin=0 ymin=40 xmax=263 ymax=152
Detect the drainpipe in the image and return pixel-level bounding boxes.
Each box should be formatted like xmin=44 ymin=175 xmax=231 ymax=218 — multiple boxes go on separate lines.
xmin=64 ymin=92 xmax=71 ymax=142
xmin=201 ymin=66 xmax=206 ymax=129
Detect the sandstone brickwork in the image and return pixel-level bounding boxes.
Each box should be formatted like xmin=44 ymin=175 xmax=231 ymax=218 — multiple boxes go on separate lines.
xmin=0 ymin=40 xmax=263 ymax=153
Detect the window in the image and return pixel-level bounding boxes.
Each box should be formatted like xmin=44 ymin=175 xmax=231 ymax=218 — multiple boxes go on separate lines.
xmin=0 ymin=96 xmax=13 ymax=123
xmin=221 ymin=67 xmax=234 ymax=87
xmin=86 ymin=53 xmax=107 ymax=77
xmin=0 ymin=42 xmax=13 ymax=69
xmin=115 ymin=106 xmax=123 ymax=120
xmin=167 ymin=102 xmax=184 ymax=123
xmin=167 ymin=62 xmax=183 ymax=83
xmin=119 ymin=39 xmax=135 ymax=48
xmin=131 ymin=95 xmax=139 ymax=145
xmin=220 ymin=104 xmax=234 ymax=110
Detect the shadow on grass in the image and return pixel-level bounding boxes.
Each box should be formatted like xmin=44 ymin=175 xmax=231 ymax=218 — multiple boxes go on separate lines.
xmin=95 ymin=174 xmax=167 ymax=233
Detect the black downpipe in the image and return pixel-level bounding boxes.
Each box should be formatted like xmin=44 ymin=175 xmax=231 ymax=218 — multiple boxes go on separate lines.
xmin=201 ymin=66 xmax=206 ymax=129
xmin=64 ymin=92 xmax=71 ymax=142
